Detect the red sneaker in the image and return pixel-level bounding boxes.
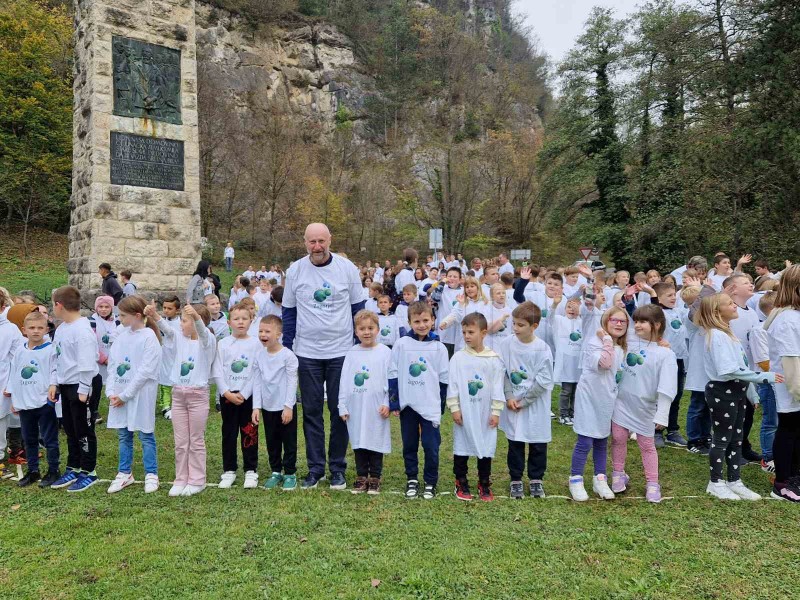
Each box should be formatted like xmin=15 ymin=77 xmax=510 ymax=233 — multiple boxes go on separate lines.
xmin=454 ymin=478 xmax=473 ymax=501
xmin=477 ymin=482 xmax=494 ymax=502
xmin=8 ymin=449 xmax=26 ymax=465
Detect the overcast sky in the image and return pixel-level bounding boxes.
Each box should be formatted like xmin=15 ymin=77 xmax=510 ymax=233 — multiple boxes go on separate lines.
xmin=516 ymin=0 xmax=643 ymax=64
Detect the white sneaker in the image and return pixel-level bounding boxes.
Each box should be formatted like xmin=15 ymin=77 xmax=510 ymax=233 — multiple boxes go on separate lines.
xmin=243 ymin=471 xmax=258 ymax=489
xmin=726 ymin=479 xmax=761 ymax=501
xmin=107 ymin=472 xmax=134 ymax=494
xmin=706 ymin=480 xmax=740 ymax=500
xmin=164 ymin=409 xmax=172 ymax=420
xmin=182 ymin=484 xmax=206 ymax=496
xmin=629 ymin=432 xmax=637 ymax=441
xmin=218 ymin=471 xmax=236 ymax=489
xmin=144 ymin=473 xmax=159 ymax=494
xmin=569 ymin=475 xmax=589 ymax=502
xmin=592 ymin=474 xmax=615 ymax=500
xmin=168 ymin=484 xmax=185 ymax=497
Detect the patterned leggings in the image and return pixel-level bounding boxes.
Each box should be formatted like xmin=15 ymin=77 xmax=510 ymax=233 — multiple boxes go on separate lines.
xmin=705 ymin=379 xmax=748 ymax=483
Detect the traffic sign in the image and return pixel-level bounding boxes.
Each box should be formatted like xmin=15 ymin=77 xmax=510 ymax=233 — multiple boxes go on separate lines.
xmin=510 ymin=249 xmax=531 ymax=260
xmin=579 ymin=247 xmax=592 ymax=260
xmin=429 ymin=228 xmax=442 ymax=251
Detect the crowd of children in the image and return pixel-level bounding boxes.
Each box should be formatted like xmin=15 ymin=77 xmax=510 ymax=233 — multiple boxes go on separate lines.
xmin=1 ymin=249 xmax=798 ymax=504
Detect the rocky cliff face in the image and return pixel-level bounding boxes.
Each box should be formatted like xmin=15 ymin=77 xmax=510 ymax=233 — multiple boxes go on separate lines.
xmin=195 ymin=3 xmax=373 ymax=136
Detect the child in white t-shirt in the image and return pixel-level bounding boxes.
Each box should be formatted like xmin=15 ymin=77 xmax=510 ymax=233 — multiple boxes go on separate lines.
xmin=484 ymin=283 xmax=514 ymax=350
xmin=610 ymin=305 xmax=678 ymax=503
xmin=106 ymin=297 xmax=163 ymax=494
xmin=569 ymin=306 xmax=627 ymax=501
xmin=375 ymin=295 xmax=399 ymax=348
xmin=152 ymin=303 xmax=217 ymax=497
xmin=395 ymin=284 xmax=417 ymax=337
xmin=765 ymin=265 xmax=800 ymax=501
xmin=447 ymin=312 xmax=506 ymax=502
xmin=339 ymin=311 xmax=392 ymax=494
xmin=497 ymin=302 xmax=554 ymax=499
xmin=251 ymin=315 xmax=299 ymax=491
xmin=214 ymin=304 xmax=263 ymax=490
xmin=549 ymin=296 xmax=583 ymax=426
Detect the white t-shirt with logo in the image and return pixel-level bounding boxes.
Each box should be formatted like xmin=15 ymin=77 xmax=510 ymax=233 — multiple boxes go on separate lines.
xmin=338 ymin=344 xmax=392 ymax=453
xmin=377 ymin=313 xmax=399 ymax=347
xmin=497 ymin=336 xmax=554 ymax=443
xmin=662 ymin=306 xmax=689 ymax=360
xmin=282 ymin=254 xmax=363 ymax=359
xmin=252 ymin=346 xmax=299 ymax=412
xmin=214 ymin=335 xmax=263 ymax=398
xmin=612 ymin=337 xmax=677 ymax=436
xmin=767 ymin=309 xmax=800 ymax=413
xmin=106 ymin=327 xmax=162 ymax=433
xmin=573 ymin=335 xmax=624 ymax=439
xmin=388 ymin=336 xmax=449 ymax=424
xmin=447 ymin=350 xmax=505 ymax=458
xmin=7 ymin=342 xmax=54 ymax=412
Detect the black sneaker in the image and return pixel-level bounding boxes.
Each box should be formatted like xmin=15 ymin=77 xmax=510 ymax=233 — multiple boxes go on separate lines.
xmin=18 ymin=471 xmax=40 ymax=487
xmin=404 ymin=479 xmax=419 ymax=499
xmin=422 ymin=483 xmax=437 ymax=500
xmin=687 ymin=442 xmax=710 ymax=456
xmin=771 ymin=478 xmax=800 ymax=503
xmin=300 ymin=473 xmax=326 ymax=489
xmin=329 ymin=472 xmax=347 ymax=490
xmin=529 ymin=480 xmax=546 ymax=498
xmin=510 ymin=480 xmax=524 ymax=499
xmin=39 ymin=471 xmax=61 ymax=488
xmin=351 ymin=476 xmax=368 ymax=494
xmin=742 ymin=448 xmax=762 ymax=464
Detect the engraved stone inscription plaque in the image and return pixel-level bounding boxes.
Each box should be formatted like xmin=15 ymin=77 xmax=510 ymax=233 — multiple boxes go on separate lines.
xmin=110 ymin=132 xmax=185 ymax=191
xmin=112 ymin=36 xmax=182 ymax=124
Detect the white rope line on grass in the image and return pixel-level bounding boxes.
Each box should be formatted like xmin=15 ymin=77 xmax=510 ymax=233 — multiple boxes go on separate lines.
xmin=0 ymin=474 xmax=769 ymax=501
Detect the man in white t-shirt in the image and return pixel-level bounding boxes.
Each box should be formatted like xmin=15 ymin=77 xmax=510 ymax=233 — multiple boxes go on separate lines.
xmin=498 ymin=253 xmax=514 ymax=276
xmin=224 ymin=242 xmax=235 ymax=272
xmin=282 ymin=223 xmax=365 ymax=490
xmin=471 ymin=257 xmax=484 ymax=280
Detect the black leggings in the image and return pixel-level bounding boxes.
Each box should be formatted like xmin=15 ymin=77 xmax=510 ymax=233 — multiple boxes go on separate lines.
xmin=705 ymin=380 xmax=748 ymax=483
xmin=354 ymin=449 xmax=383 ymax=478
xmin=453 ymin=455 xmax=491 ymax=483
xmin=774 ymin=411 xmax=800 ymax=484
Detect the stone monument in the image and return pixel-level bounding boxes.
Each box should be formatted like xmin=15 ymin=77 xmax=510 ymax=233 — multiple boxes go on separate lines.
xmin=68 ymin=0 xmax=201 ymax=297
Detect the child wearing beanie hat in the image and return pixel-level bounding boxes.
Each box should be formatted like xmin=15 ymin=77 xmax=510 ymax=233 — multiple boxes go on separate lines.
xmin=89 ymin=295 xmax=120 ymax=424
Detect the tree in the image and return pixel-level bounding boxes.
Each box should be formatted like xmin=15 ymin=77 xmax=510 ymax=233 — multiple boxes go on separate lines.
xmin=0 ymin=0 xmax=72 ymax=254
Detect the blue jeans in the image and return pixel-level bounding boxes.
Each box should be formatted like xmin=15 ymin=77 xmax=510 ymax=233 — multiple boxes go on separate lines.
xmin=758 ymin=382 xmax=778 ymax=461
xmin=686 ymin=390 xmax=711 ymax=446
xmin=225 ymin=256 xmax=233 ymax=272
xmin=117 ymin=428 xmax=158 ymax=475
xmin=297 ymin=355 xmax=348 ymax=477
xmin=400 ymin=407 xmax=441 ymax=485
xmin=19 ymin=404 xmax=60 ymax=473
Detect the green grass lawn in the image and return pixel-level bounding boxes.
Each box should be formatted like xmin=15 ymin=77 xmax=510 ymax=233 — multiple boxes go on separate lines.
xmin=0 ymin=234 xmax=795 ymax=598
xmin=0 ymin=389 xmax=794 ymax=600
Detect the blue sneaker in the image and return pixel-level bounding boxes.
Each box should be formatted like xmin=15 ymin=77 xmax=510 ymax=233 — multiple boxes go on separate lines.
xmin=50 ymin=469 xmax=79 ymax=489
xmin=329 ymin=472 xmax=347 ymax=491
xmin=301 ymin=473 xmax=325 ymax=489
xmin=67 ymin=473 xmax=98 ymax=493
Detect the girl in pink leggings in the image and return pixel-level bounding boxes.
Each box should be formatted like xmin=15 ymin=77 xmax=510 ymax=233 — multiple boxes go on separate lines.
xmin=610 ymin=305 xmax=678 ymax=503
xmin=151 ymin=302 xmax=217 ymax=497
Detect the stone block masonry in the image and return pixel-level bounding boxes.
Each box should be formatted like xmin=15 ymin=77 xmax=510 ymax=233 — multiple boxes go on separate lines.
xmin=69 ymin=0 xmax=201 ymax=297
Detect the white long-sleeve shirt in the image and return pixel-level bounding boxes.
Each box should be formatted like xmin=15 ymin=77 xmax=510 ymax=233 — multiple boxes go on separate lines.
xmin=252 ymin=346 xmax=299 ymax=411
xmin=52 ymin=317 xmax=99 ymax=396
xmin=158 ymin=317 xmax=217 ymax=387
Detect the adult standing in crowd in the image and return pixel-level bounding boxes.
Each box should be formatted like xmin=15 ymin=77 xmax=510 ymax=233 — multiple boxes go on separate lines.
xmin=186 ymin=260 xmax=212 ymax=305
xmin=99 ymin=263 xmax=123 ymax=305
xmin=394 ymin=248 xmax=417 ymax=296
xmin=224 ymin=242 xmax=235 ymax=272
xmin=282 ymin=223 xmax=365 ymax=490
xmin=207 ymin=264 xmax=221 ymax=299
xmin=497 ymin=253 xmax=514 ymax=276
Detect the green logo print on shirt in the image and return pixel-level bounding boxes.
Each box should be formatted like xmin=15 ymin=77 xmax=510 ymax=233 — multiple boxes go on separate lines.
xmin=670 ymin=319 xmax=681 ymax=330
xmin=615 ymin=369 xmax=624 ymax=385
xmin=467 ymin=374 xmax=484 ymax=397
xmin=231 ymin=354 xmax=249 ymax=373
xmin=102 ymin=333 xmax=110 ymax=344
xmin=380 ymin=326 xmax=391 ymax=337
xmin=625 ymin=350 xmax=646 ymax=367
xmin=21 ymin=359 xmax=39 ymax=379
xmin=569 ymin=330 xmax=583 ymax=342
xmin=509 ymin=365 xmax=528 ymax=385
xmin=313 ymin=281 xmax=333 ymax=303
xmin=409 ymin=356 xmax=428 ymax=377
xmin=180 ymin=356 xmax=196 ymax=377
xmin=116 ymin=356 xmax=131 ymax=377
xmin=354 ymin=365 xmax=370 ymax=387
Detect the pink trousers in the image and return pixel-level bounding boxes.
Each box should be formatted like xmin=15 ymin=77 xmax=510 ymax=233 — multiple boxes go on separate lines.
xmin=611 ymin=421 xmax=659 ymax=483
xmin=172 ymin=386 xmax=210 ymax=486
